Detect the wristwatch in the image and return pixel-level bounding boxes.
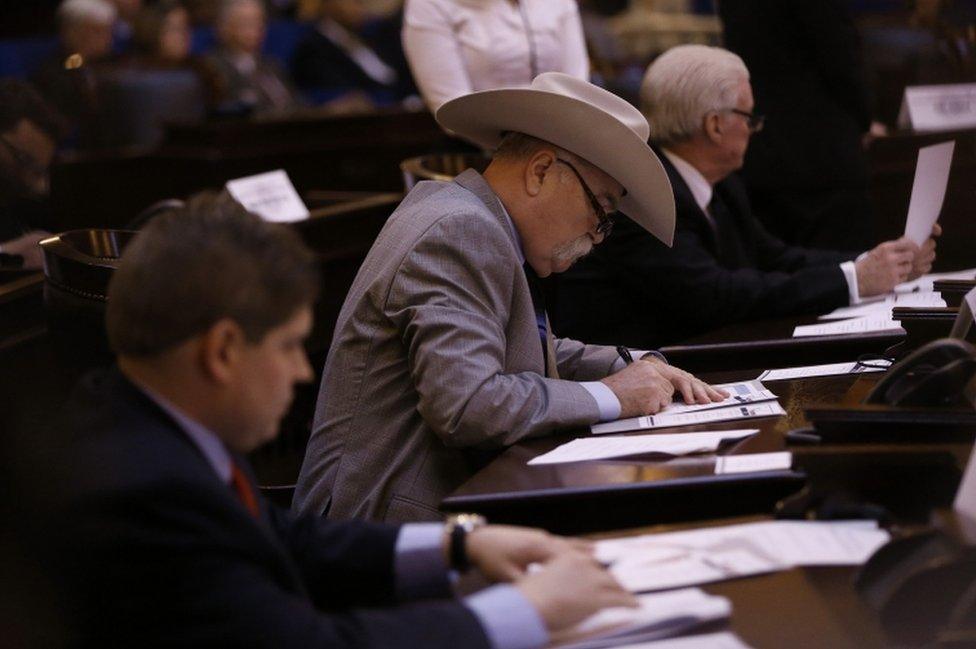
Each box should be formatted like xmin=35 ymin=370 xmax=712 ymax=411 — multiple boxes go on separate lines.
xmin=445 ymin=513 xmax=487 ymax=572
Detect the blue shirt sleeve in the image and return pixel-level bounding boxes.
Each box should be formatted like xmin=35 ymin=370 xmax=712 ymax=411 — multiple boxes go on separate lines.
xmin=394 ymin=523 xmax=452 ymax=601
xmin=465 ymin=584 xmax=549 ymax=649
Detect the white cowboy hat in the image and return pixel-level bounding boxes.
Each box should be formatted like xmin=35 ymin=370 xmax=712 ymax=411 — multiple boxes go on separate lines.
xmin=436 ymin=72 xmax=675 ymax=246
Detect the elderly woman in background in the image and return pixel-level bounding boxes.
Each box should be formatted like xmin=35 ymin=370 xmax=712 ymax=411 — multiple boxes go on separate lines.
xmin=402 ymin=0 xmax=589 ymax=113
xmin=205 ymin=0 xmax=300 ymax=114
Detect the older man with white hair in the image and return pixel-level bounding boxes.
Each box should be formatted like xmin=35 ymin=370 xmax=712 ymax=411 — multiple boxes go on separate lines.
xmin=295 ymin=72 xmax=728 ymax=523
xmin=552 ymin=44 xmax=940 ymax=348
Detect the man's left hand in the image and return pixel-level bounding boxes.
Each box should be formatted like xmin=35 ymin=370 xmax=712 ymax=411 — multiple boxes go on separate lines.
xmin=907 ymin=223 xmax=940 ymax=281
xmin=453 ymin=525 xmax=592 ymax=582
xmin=643 ymin=355 xmax=728 ymax=404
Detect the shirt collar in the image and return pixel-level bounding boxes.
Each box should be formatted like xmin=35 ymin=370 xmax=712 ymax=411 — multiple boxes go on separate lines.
xmin=662 ymin=148 xmax=713 ymax=213
xmin=132 ymin=379 xmax=233 ymax=483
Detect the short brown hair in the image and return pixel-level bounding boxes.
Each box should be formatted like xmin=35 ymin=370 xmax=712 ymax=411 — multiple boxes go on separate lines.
xmin=107 ymin=192 xmax=319 ymax=356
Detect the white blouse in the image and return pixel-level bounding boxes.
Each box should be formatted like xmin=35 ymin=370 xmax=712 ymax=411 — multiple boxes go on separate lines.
xmin=402 ymin=0 xmax=590 ymax=112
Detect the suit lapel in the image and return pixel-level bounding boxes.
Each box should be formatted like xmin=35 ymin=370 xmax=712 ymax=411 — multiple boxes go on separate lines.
xmin=654 ymin=148 xmax=721 ymax=255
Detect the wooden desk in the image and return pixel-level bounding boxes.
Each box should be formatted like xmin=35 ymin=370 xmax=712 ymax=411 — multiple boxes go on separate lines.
xmin=444 ymin=373 xmax=967 ymax=534
xmin=661 ymin=315 xmax=904 ymax=374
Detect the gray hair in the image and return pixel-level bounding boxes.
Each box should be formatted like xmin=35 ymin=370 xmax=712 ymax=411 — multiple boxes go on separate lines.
xmin=640 ymin=45 xmax=749 ymax=146
xmin=57 ymin=0 xmax=117 ymax=26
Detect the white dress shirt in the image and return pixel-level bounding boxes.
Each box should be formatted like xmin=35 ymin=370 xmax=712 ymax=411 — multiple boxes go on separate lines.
xmin=662 ymin=149 xmax=864 ymax=305
xmin=402 ymin=0 xmax=590 ymax=112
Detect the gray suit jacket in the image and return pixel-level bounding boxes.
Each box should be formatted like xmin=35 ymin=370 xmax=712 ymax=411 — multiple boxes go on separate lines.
xmin=294 ymin=170 xmax=621 ymax=522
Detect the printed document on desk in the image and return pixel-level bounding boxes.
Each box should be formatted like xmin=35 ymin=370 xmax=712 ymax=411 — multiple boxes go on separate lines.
xmin=528 ymin=429 xmax=759 ymax=466
xmin=896 ymin=267 xmax=976 ymax=294
xmin=757 ymin=360 xmax=891 ymax=381
xmin=903 ymin=140 xmax=954 ymax=246
xmin=662 ymin=381 xmax=777 ymax=415
xmin=819 ymin=290 xmax=945 ymax=321
xmin=595 ymin=521 xmax=890 ymax=593
xmin=793 ymin=315 xmax=903 ymax=337
xmin=612 ymin=632 xmax=753 ymax=649
xmin=592 ymin=402 xmax=786 ymax=435
xmin=553 ymin=588 xmax=731 ymax=649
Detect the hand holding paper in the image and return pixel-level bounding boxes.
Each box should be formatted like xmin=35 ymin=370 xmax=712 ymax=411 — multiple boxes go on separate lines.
xmin=904 ymin=140 xmax=954 ymax=246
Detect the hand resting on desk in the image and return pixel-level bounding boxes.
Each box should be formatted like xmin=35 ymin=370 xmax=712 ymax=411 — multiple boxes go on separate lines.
xmin=600 ymin=355 xmax=728 ymax=418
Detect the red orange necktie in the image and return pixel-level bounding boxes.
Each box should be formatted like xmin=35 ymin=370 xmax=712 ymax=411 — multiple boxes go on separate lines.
xmin=230 ymin=461 xmax=260 ymax=519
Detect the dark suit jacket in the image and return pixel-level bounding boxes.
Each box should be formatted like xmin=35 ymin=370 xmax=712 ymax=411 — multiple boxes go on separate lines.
xmin=719 ymin=0 xmax=871 ymax=191
xmin=56 ymin=368 xmax=489 ymax=648
xmin=550 ymin=153 xmax=856 ymax=348
xmin=291 ymin=18 xmax=415 ymax=101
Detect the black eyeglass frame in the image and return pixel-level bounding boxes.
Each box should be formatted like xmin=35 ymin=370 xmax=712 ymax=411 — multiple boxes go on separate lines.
xmin=554 ymin=158 xmax=616 ymax=238
xmin=726 ymin=108 xmax=765 ymax=133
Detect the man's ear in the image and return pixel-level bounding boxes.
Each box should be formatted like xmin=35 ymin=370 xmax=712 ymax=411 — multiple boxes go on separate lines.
xmin=703 ymin=112 xmax=723 ymax=144
xmin=523 ymin=149 xmax=557 ymax=198
xmin=198 ymin=318 xmax=247 ymax=385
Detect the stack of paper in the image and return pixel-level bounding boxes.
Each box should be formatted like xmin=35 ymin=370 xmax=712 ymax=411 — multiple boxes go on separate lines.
xmin=819 ymin=290 xmax=945 ymax=321
xmin=595 ymin=521 xmax=890 ymax=593
xmin=528 ymin=429 xmax=759 ymax=466
xmin=613 ymin=632 xmax=752 ymax=649
xmin=591 ymin=381 xmax=784 ymax=435
xmin=792 ymin=316 xmax=904 ymax=338
xmin=895 ymin=268 xmax=976 ymax=294
xmin=756 ymin=359 xmax=892 ymax=381
xmin=553 ymin=588 xmax=732 ymax=649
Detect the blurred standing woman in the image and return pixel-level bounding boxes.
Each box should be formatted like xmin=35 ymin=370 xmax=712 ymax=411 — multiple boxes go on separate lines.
xmin=403 ymin=0 xmax=589 ymax=112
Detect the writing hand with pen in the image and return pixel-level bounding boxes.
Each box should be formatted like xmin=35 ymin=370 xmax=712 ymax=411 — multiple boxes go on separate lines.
xmin=600 ymin=348 xmax=729 ymax=418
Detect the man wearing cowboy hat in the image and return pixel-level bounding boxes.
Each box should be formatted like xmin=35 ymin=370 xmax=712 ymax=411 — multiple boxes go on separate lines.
xmin=295 ymin=73 xmax=726 ymax=523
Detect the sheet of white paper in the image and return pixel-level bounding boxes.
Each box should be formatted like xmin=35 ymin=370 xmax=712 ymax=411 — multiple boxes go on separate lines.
xmin=554 ymin=589 xmax=731 ymax=649
xmin=662 ymin=381 xmax=776 ymax=415
xmin=895 ymin=268 xmax=976 ymax=294
xmin=612 ymin=631 xmax=753 ymax=649
xmin=792 ymin=315 xmax=903 ymax=337
xmin=226 ymin=169 xmax=310 ymax=223
xmin=596 ymin=521 xmax=890 ymax=593
xmin=900 ymin=84 xmax=976 ymax=132
xmin=757 ymin=360 xmax=891 ymax=381
xmin=592 ymin=402 xmax=786 ymax=435
xmin=715 ymin=452 xmax=792 ymax=475
xmin=904 ymin=140 xmax=954 ymax=245
xmin=528 ymin=429 xmax=759 ymax=466
xmin=819 ymin=291 xmax=946 ymax=321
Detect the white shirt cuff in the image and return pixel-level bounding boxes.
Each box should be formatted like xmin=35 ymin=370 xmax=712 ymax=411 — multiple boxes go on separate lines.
xmin=465 ymin=584 xmax=549 ymax=649
xmin=840 ymin=260 xmax=863 ymax=305
xmin=393 ymin=523 xmax=450 ymax=601
xmin=581 ymin=381 xmax=621 ymax=421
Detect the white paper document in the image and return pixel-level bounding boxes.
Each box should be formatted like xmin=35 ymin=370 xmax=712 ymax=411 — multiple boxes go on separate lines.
xmin=757 ymin=360 xmax=891 ymax=381
xmin=792 ymin=315 xmax=903 ymax=338
xmin=898 ymin=84 xmax=976 ymax=132
xmin=896 ymin=268 xmax=976 ymax=294
xmin=592 ymin=402 xmax=786 ymax=435
xmin=595 ymin=521 xmax=890 ymax=593
xmin=819 ymin=291 xmax=945 ymax=321
xmin=613 ymin=632 xmax=753 ymax=649
xmin=554 ymin=588 xmax=732 ymax=649
xmin=715 ymin=452 xmax=792 ymax=475
xmin=226 ymin=169 xmax=310 ymax=223
xmin=661 ymin=381 xmax=777 ymax=415
xmin=904 ymin=140 xmax=954 ymax=245
xmin=528 ymin=429 xmax=759 ymax=466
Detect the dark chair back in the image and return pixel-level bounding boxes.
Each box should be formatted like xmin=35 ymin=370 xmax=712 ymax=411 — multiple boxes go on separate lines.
xmin=400 ymin=152 xmax=491 ymax=190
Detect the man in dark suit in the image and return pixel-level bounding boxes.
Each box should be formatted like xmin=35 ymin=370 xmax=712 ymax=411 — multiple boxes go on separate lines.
xmin=720 ymin=0 xmax=877 ymax=250
xmin=51 ymin=193 xmax=635 ymax=646
xmin=552 ymin=45 xmax=938 ymax=349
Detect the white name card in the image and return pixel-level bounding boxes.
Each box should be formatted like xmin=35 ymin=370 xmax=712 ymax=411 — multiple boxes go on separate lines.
xmin=226 ymin=169 xmax=310 ymax=223
xmin=898 ymin=84 xmax=976 ymax=132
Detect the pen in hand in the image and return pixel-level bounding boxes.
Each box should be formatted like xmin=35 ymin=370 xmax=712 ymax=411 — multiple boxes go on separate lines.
xmin=616 ymin=345 xmax=634 ymax=366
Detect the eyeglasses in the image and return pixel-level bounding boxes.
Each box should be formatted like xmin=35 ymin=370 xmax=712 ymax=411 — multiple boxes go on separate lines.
xmin=727 ymin=108 xmax=765 ymax=133
xmin=554 ymin=158 xmax=616 ymax=238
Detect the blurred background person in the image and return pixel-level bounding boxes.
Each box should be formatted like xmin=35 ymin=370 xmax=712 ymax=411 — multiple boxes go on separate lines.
xmin=402 ymin=0 xmax=590 ymax=113
xmin=108 ymin=0 xmax=144 ymax=52
xmin=0 ymin=80 xmax=64 ymax=271
xmin=291 ymin=0 xmax=417 ymax=106
xmin=32 ymin=0 xmax=117 ymax=148
xmin=206 ymin=0 xmax=301 ymax=114
xmin=719 ymin=0 xmax=878 ymax=251
xmin=130 ymin=0 xmax=195 ymax=68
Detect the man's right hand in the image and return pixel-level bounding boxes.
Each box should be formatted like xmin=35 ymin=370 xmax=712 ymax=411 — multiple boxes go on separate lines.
xmin=600 ymin=359 xmax=674 ymax=417
xmin=856 ymin=237 xmax=918 ymax=297
xmin=516 ymin=552 xmax=637 ymax=633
